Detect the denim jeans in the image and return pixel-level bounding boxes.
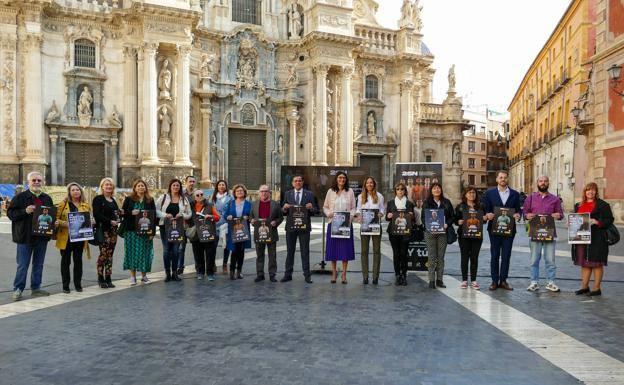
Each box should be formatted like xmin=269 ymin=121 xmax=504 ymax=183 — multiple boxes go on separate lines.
xmin=13 ymin=238 xmax=49 ymax=291
xmin=530 ymin=241 xmax=556 ymax=282
xmin=161 ymin=236 xmax=180 ymax=274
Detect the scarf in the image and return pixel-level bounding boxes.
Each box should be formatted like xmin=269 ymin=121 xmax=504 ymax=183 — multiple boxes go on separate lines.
xmin=394 ymin=196 xmax=407 ymax=210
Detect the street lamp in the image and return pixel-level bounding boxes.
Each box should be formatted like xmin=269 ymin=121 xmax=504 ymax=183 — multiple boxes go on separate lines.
xmin=607 ymin=64 xmax=624 ymax=97
xmin=567 ymin=106 xmax=583 ymax=135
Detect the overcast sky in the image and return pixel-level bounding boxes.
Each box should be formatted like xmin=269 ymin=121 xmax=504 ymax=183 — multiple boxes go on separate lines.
xmin=375 ymin=0 xmax=571 ymax=113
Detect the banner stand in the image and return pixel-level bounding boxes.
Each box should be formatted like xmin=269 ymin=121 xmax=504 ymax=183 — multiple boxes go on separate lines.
xmin=312 ymin=216 xmax=331 ymax=274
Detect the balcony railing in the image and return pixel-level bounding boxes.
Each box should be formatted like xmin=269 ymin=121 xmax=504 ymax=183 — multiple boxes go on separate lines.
xmin=55 ymin=0 xmax=126 ymax=10
xmin=355 ymin=26 xmax=397 ymax=53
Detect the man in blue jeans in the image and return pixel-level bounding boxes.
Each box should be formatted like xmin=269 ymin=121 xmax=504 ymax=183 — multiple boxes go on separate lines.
xmin=523 ymin=176 xmax=564 ymax=292
xmin=482 ymin=170 xmax=521 ymax=291
xmin=8 ymin=171 xmax=57 ymax=301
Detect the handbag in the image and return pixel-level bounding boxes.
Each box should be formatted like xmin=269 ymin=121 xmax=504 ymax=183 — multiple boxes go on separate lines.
xmin=606 ymin=224 xmax=620 ymax=246
xmin=89 ymin=225 xmax=105 ymax=246
xmin=185 ymin=225 xmax=197 ymax=241
xmin=446 ymin=225 xmax=458 ymax=244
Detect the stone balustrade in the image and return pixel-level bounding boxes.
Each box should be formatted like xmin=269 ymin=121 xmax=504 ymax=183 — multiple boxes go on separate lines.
xmin=354 ymin=26 xmax=397 ymax=53
xmin=420 ymin=103 xmax=444 ymax=120
xmin=54 ymin=0 xmax=125 ymax=12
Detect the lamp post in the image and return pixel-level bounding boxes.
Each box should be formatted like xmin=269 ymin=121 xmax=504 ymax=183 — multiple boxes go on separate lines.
xmin=607 ymin=64 xmax=624 ymax=97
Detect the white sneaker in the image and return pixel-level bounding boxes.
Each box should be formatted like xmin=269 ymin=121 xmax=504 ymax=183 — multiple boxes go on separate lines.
xmin=12 ymin=289 xmax=23 ymax=301
xmin=545 ymin=281 xmax=560 ymax=292
xmin=197 ymin=274 xmax=204 ymax=280
xmin=141 ymin=276 xmax=150 ymax=284
xmin=527 ymin=282 xmax=539 ymax=291
xmin=130 ymin=276 xmax=137 ymax=286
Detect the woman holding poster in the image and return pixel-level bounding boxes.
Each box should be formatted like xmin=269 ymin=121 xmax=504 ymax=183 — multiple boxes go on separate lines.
xmin=55 ymin=183 xmax=93 ymax=293
xmin=121 ymin=179 xmax=156 ymax=285
xmin=225 ymin=184 xmax=252 ymax=280
xmin=454 ymin=186 xmax=485 ymax=290
xmin=356 ymin=176 xmax=385 ymax=285
xmin=323 ymin=171 xmax=356 ymax=284
xmin=421 ymin=182 xmax=454 ymax=289
xmin=189 ymin=189 xmax=220 ymax=281
xmin=572 ymin=182 xmax=614 ymax=297
xmin=386 ymin=182 xmax=415 ymax=286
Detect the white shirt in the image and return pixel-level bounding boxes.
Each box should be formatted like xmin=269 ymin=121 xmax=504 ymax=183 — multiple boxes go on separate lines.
xmin=356 ymin=192 xmax=386 ymax=215
xmin=498 ymin=187 xmax=510 ymax=206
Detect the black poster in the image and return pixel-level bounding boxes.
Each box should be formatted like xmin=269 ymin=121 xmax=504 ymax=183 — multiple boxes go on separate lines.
xmin=32 ymin=205 xmax=56 ymax=237
xmin=395 ymin=163 xmax=443 ymax=209
xmin=287 ymin=205 xmax=308 ymax=231
xmin=391 ymin=210 xmax=412 ymax=236
xmin=424 ymin=209 xmax=446 ymax=234
xmin=360 ymin=208 xmax=381 ymax=236
xmin=330 ymin=212 xmax=351 ymax=239
xmin=462 ymin=209 xmax=484 ymax=239
xmin=529 ymin=215 xmax=555 ymax=242
xmin=254 ymin=219 xmax=273 ymax=244
xmin=165 ymin=217 xmax=184 ymax=243
xmin=230 ymin=218 xmax=250 ymax=243
xmin=135 ymin=210 xmax=155 ymax=236
xmin=196 ymin=216 xmax=217 ymax=243
xmin=492 ymin=207 xmax=515 ymax=237
xmin=68 ymin=212 xmax=94 ymax=242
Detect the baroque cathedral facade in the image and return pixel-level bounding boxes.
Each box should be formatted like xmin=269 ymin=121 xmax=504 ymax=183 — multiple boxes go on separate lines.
xmin=0 ymin=0 xmax=467 ymax=200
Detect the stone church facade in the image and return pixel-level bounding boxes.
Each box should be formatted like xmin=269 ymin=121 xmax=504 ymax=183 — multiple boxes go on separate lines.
xmin=0 ymin=0 xmax=467 ymax=200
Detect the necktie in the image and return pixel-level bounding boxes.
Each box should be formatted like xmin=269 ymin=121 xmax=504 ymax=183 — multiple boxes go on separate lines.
xmin=296 ymin=191 xmax=301 ymax=205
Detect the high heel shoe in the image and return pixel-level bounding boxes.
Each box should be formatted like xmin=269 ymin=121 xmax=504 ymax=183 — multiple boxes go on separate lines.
xmin=341 ymin=272 xmax=347 ymax=284
xmin=331 ymin=272 xmax=337 ymax=284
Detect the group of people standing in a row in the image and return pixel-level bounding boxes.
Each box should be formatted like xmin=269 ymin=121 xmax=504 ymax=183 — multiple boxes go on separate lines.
xmin=8 ymin=169 xmax=614 ymax=301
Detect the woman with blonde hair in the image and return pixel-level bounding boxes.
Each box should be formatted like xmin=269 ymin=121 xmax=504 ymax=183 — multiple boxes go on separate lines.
xmin=572 ymin=182 xmax=614 ymax=296
xmin=93 ymin=177 xmax=121 ymax=288
xmin=121 ymin=179 xmax=156 ymax=285
xmin=55 ymin=182 xmax=93 ymax=293
xmin=356 ymin=176 xmax=385 ymax=285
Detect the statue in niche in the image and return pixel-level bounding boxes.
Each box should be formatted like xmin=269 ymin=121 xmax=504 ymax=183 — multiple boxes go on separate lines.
xmin=158 ymin=59 xmax=172 ymax=100
xmin=452 ymin=143 xmax=460 ymax=165
xmin=367 ymin=111 xmax=376 ymax=135
xmin=286 ymin=63 xmax=299 ymax=88
xmin=78 ymin=86 xmax=93 ymax=117
xmin=326 ymin=78 xmax=333 ymax=112
xmin=200 ymin=53 xmax=218 ymax=80
xmin=448 ymin=64 xmax=456 ymax=91
xmin=211 ymin=130 xmax=217 ymax=146
xmin=289 ymin=3 xmax=303 ymax=39
xmin=277 ymin=135 xmax=284 ymax=154
xmin=46 ymin=100 xmax=60 ymax=123
xmin=159 ymin=106 xmax=172 ymax=140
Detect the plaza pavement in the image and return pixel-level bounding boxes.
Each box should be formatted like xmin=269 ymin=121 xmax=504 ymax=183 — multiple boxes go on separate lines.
xmin=0 ymin=217 xmax=623 ymax=384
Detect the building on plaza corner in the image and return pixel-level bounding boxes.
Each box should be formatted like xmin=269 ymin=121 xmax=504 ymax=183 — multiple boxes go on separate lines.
xmin=580 ymin=0 xmax=624 ymax=222
xmin=0 ymin=0 xmax=468 ymax=200
xmin=507 ymin=0 xmax=596 ymax=212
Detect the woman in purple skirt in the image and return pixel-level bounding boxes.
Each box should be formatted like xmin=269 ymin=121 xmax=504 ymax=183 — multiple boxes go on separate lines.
xmin=323 ymin=171 xmax=356 ymax=284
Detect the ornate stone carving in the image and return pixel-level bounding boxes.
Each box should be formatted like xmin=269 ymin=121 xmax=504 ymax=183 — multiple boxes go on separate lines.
xmin=46 ymin=100 xmax=60 ymax=123
xmin=63 ymin=24 xmax=105 ymax=72
xmin=288 ymin=3 xmax=304 ymax=39
xmin=448 ymin=64 xmax=456 ymax=92
xmin=158 ymin=58 xmax=172 ymax=100
xmin=367 ymin=111 xmax=376 ymax=135
xmin=386 ymin=127 xmax=397 ymax=144
xmin=200 ymin=53 xmax=219 ymax=80
xmin=2 ymin=52 xmax=14 ymax=150
xmin=109 ymin=105 xmax=122 ymax=128
xmin=77 ymin=86 xmax=93 ymax=127
xmin=236 ymin=38 xmax=258 ymax=90
xmin=159 ymin=105 xmax=172 ymax=140
xmin=399 ymin=0 xmax=423 ymax=31
xmin=452 ymin=142 xmax=460 ymax=165
xmin=320 ymin=15 xmax=348 ymax=27
xmin=286 ymin=63 xmax=299 ymax=88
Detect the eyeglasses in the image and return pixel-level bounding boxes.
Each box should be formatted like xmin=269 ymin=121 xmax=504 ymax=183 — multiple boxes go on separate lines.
xmin=31 ymin=179 xmax=42 ymax=182
xmin=195 ymin=193 xmax=203 ymax=197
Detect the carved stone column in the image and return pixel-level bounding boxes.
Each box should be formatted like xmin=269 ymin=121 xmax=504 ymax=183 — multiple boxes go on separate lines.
xmin=399 ymin=79 xmax=414 ymax=162
xmin=49 ymin=131 xmax=58 ymax=185
xmin=121 ymin=45 xmax=138 ymax=166
xmin=141 ymin=43 xmax=159 ymax=165
xmin=341 ymin=66 xmax=354 ymax=165
xmin=21 ymin=35 xmax=45 ymax=166
xmin=287 ymin=106 xmax=299 ymax=165
xmin=200 ymin=100 xmax=212 ymax=185
xmin=314 ymin=64 xmax=329 ymax=165
xmin=174 ymin=45 xmax=192 ymax=166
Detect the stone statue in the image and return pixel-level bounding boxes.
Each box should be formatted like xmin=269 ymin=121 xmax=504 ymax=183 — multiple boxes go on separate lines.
xmin=158 ymin=59 xmax=172 ymax=100
xmin=277 ymin=135 xmax=284 ymax=154
xmin=200 ymin=53 xmax=218 ymax=80
xmin=386 ymin=127 xmax=397 ymax=143
xmin=452 ymin=143 xmax=460 ymax=165
xmin=46 ymin=100 xmax=60 ymax=122
xmin=286 ymin=63 xmax=299 ymax=88
xmin=289 ymin=3 xmax=303 ymax=39
xmin=448 ymin=64 xmax=456 ymax=91
xmin=159 ymin=106 xmax=172 ymax=140
xmin=109 ymin=105 xmax=122 ymax=127
xmin=399 ymin=0 xmax=423 ymax=30
xmin=326 ymin=78 xmax=333 ymax=112
xmin=367 ymin=111 xmax=376 ymax=135
xmin=78 ymin=86 xmax=93 ymax=116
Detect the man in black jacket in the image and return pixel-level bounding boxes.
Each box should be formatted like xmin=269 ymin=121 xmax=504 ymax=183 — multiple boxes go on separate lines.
xmin=8 ymin=172 xmax=56 ymax=301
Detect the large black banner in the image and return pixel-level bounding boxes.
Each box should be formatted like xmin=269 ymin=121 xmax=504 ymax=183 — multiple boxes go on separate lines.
xmin=395 ymin=163 xmax=443 ymax=271
xmin=280 ymin=166 xmax=369 ymax=212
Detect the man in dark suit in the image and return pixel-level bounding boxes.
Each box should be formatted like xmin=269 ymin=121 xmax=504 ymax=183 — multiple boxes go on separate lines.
xmin=481 ymin=170 xmax=521 ymax=291
xmin=281 ymin=174 xmax=317 ymax=283
xmin=250 ymin=184 xmax=284 ymax=282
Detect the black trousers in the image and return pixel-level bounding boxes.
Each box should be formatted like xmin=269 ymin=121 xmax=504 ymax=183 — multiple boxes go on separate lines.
xmin=192 ymin=241 xmax=217 ymax=275
xmin=458 ymin=237 xmax=483 ymax=281
xmin=389 ymin=235 xmax=409 ymax=276
xmin=285 ymin=231 xmax=311 ymax=277
xmin=60 ymin=241 xmax=84 ymax=289
xmin=230 ymin=243 xmax=245 ymax=272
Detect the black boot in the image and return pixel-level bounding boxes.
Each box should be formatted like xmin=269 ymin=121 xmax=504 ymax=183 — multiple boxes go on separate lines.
xmin=98 ymin=274 xmax=107 ymax=289
xmin=172 ymin=272 xmax=182 ymax=282
xmin=105 ymin=275 xmax=116 ymax=288
xmin=436 ymin=280 xmax=446 ymax=288
xmin=429 ymin=281 xmax=436 ymax=289
xmin=395 ymin=275 xmax=401 ymax=286
xmin=401 ymin=274 xmax=408 ymax=286
xmin=165 ymin=271 xmax=172 ymax=282
xmin=230 ymin=269 xmax=235 ymax=280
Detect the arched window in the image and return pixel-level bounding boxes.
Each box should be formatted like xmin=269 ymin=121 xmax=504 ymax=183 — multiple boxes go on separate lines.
xmin=365 ymin=75 xmax=379 ymax=99
xmin=74 ymin=39 xmax=96 ymax=68
xmin=232 ymin=0 xmax=262 ymax=25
